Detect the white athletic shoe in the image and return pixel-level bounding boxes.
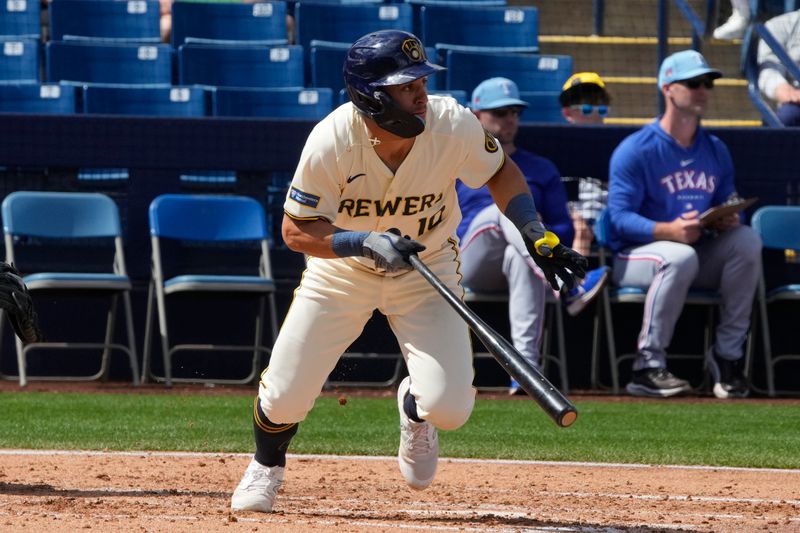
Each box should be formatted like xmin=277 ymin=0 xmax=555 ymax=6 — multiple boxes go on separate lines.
xmin=713 ymin=10 xmax=749 ymax=40
xmin=230 ymin=458 xmax=284 ymax=512
xmin=397 ymin=376 xmax=438 ymax=490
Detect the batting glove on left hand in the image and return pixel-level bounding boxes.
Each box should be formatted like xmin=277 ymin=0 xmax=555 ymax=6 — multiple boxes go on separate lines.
xmin=520 ymin=221 xmax=588 ymax=291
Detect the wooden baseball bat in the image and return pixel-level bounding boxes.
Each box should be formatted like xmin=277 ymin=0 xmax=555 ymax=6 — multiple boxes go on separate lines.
xmin=409 ymin=254 xmax=577 ymax=428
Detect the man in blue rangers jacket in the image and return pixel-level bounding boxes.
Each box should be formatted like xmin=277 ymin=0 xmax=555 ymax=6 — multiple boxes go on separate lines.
xmin=607 ymin=50 xmax=761 ymax=399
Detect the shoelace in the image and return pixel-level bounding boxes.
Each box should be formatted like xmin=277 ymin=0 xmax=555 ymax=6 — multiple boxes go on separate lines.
xmin=402 ymin=421 xmax=435 ymax=455
xmin=240 ymin=467 xmax=281 ymax=494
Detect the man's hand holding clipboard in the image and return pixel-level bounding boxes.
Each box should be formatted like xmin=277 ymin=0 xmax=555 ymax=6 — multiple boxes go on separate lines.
xmin=699 ymin=197 xmax=758 ymax=232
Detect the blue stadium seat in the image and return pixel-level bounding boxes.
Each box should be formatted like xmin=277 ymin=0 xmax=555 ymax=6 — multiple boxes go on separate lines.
xmin=212 ymin=87 xmax=333 ymax=119
xmin=171 ymin=2 xmax=288 ymax=48
xmin=46 ymin=41 xmax=172 ymax=84
xmin=0 ymin=83 xmax=76 ymax=114
xmin=443 ymin=50 xmax=572 ymax=94
xmin=295 ymin=3 xmax=413 ymax=55
xmin=0 ymin=0 xmax=40 ymax=38
xmin=178 ymin=43 xmax=303 ymax=88
xmin=518 ymin=91 xmax=565 ymax=123
xmin=404 ymin=0 xmax=505 ymax=37
xmin=421 ymin=5 xmax=538 ymax=52
xmin=0 ymin=38 xmax=38 ymax=82
xmin=83 ymin=85 xmax=207 ymax=116
xmin=49 ymin=0 xmax=160 ymax=42
xmin=309 ymin=40 xmax=350 ymax=94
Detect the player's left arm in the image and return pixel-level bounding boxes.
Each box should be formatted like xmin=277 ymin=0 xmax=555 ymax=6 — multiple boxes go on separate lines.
xmin=706 ymin=140 xmax=741 ymax=233
xmin=486 ymin=159 xmax=587 ymax=290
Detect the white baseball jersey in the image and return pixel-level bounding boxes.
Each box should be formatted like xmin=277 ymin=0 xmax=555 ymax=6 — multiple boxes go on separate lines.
xmin=284 ymin=95 xmax=505 ymax=269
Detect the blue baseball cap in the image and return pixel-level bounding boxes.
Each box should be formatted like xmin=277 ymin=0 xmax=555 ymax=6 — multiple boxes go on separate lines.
xmin=658 ymin=50 xmax=722 ymax=87
xmin=470 ymin=77 xmax=529 ymax=111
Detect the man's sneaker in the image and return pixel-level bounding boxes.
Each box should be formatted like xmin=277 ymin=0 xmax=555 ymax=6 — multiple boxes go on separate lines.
xmin=713 ymin=10 xmax=749 ymax=40
xmin=706 ymin=350 xmax=750 ymax=399
xmin=231 ymin=458 xmax=284 ymax=512
xmin=563 ymin=266 xmax=610 ymax=317
xmin=626 ymin=367 xmax=692 ymax=397
xmin=397 ymin=376 xmax=438 ymax=490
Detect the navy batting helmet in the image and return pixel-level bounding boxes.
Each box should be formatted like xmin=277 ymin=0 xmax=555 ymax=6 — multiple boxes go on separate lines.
xmin=343 ymin=30 xmax=445 ymax=138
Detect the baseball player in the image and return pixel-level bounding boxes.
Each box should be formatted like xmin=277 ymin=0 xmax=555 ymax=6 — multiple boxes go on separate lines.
xmin=608 ymin=50 xmax=761 ymax=398
xmin=231 ymin=30 xmax=587 ymax=513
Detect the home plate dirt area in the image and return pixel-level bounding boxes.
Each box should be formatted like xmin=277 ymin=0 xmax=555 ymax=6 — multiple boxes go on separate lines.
xmin=0 ymin=450 xmax=798 ymax=532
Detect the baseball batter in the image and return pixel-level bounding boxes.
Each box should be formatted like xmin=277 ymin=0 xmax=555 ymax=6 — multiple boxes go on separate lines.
xmin=230 ymin=30 xmax=586 ymax=513
xmin=608 ymin=50 xmax=761 ymax=399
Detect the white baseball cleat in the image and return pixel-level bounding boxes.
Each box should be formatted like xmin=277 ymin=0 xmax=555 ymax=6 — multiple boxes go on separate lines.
xmin=397 ymin=376 xmax=438 ymax=490
xmin=231 ymin=458 xmax=284 ymax=512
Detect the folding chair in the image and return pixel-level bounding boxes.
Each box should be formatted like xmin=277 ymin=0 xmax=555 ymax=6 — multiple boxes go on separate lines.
xmin=171 ymin=2 xmax=288 ymax=48
xmin=443 ymin=49 xmax=572 ymax=95
xmin=49 ymin=0 xmax=160 ymax=42
xmin=590 ymin=209 xmax=738 ymax=394
xmin=0 ymin=0 xmax=40 ymax=39
xmin=46 ymin=41 xmax=172 ymax=84
xmin=751 ymin=205 xmax=800 ymax=396
xmin=0 ymin=38 xmax=39 ymax=82
xmin=177 ymin=43 xmax=303 ymax=88
xmin=142 ymin=194 xmax=279 ymax=386
xmin=0 ymin=83 xmax=76 ymax=114
xmin=211 ymin=87 xmax=333 ymax=119
xmin=464 ymin=289 xmax=568 ymax=393
xmin=421 ymin=5 xmax=538 ymax=52
xmin=1 ymin=191 xmax=139 ymax=387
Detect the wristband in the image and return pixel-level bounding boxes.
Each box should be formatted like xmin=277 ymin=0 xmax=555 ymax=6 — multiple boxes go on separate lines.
xmin=331 ymin=230 xmax=370 ymax=257
xmin=504 ymin=193 xmax=539 ymax=229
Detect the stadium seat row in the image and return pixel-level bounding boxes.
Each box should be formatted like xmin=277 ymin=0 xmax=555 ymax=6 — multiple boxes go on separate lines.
xmin=0 ymin=39 xmax=572 ymax=104
xmin=0 ymin=82 xmax=566 ymax=123
xmin=1 ymin=0 xmax=534 ymax=53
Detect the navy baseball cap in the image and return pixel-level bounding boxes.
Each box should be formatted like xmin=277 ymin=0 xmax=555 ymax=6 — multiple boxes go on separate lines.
xmin=658 ymin=50 xmax=722 ymax=87
xmin=471 ymin=77 xmax=529 ymax=111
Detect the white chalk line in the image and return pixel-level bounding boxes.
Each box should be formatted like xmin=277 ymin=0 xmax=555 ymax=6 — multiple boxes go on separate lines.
xmin=1 ymin=448 xmax=798 ymax=475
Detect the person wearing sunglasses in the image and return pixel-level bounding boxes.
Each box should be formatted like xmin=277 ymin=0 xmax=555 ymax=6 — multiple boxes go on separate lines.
xmin=607 ymin=50 xmax=762 ymax=399
xmin=457 ymin=77 xmax=610 ymax=395
xmin=558 ymin=72 xmax=612 ymax=260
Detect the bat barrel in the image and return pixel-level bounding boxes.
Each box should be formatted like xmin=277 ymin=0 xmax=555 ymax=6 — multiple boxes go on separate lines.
xmin=408 ymin=255 xmax=577 ymax=428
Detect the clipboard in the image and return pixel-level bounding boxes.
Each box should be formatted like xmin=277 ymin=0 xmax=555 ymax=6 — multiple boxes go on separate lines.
xmin=699 ymin=197 xmax=758 ymax=224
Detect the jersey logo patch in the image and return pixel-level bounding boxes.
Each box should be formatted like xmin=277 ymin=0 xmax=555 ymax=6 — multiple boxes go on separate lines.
xmin=483 ymin=129 xmax=499 ymax=153
xmin=289 ymin=186 xmax=320 ymax=208
xmin=347 ymin=173 xmax=366 ymax=183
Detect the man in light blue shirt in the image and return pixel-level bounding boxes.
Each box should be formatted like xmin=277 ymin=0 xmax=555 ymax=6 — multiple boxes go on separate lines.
xmin=608 ymin=50 xmax=762 ymax=399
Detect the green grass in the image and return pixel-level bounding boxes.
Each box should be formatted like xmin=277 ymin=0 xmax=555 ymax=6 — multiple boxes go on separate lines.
xmin=2 ymin=391 xmax=798 ymax=469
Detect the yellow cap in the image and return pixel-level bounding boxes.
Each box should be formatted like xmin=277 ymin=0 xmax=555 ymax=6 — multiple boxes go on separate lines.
xmin=561 ymin=72 xmax=606 ymax=92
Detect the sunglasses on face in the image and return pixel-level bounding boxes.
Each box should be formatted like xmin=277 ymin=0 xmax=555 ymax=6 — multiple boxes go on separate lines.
xmin=488 ymin=108 xmax=522 ymax=118
xmin=570 ymin=104 xmax=609 ymax=117
xmin=678 ymin=77 xmax=715 ymax=90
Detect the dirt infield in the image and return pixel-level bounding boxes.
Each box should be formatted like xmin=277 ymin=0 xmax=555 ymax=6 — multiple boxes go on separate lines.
xmin=0 ymin=450 xmax=798 ymax=532
xmin=1 ymin=382 xmax=799 ymax=531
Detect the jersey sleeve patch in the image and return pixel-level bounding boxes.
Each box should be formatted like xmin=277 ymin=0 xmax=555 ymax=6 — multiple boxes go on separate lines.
xmin=288 ymin=186 xmax=321 ymax=208
xmin=483 ymin=129 xmax=499 ymax=153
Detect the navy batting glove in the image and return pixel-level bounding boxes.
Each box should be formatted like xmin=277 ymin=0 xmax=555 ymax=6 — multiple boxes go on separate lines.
xmin=520 ymin=221 xmax=588 ymax=291
xmin=362 ymin=230 xmax=426 ymax=272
